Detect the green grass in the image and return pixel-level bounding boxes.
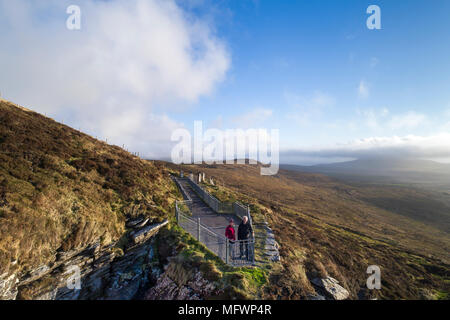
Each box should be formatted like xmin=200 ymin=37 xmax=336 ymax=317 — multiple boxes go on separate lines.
xmin=156 ymin=222 xmax=270 ymax=299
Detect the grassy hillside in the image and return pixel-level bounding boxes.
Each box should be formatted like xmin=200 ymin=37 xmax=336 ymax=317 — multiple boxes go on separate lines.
xmin=1 ymin=98 xmax=448 ymax=300
xmin=0 ymin=100 xmax=274 ymax=301
xmin=167 ymin=162 xmax=450 ymax=299
xmin=0 ymin=100 xmax=178 ymax=277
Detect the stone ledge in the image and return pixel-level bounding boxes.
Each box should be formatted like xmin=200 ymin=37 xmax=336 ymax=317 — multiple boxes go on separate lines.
xmin=131 ymin=220 xmax=169 ymax=245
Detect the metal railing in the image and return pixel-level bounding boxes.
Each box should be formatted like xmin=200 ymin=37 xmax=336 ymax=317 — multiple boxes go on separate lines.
xmin=186 ymin=177 xmax=231 ymax=213
xmin=172 ymin=176 xmax=192 ymax=201
xmin=176 ymin=199 xmax=192 ymax=216
xmin=176 ymin=200 xmax=255 ymax=266
xmin=186 ymin=176 xmax=252 ymax=224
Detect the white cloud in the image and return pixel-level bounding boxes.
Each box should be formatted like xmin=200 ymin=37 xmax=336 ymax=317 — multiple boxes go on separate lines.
xmin=358 ymin=80 xmax=370 ymax=99
xmin=282 ymin=133 xmax=450 ymax=160
xmin=0 ymin=0 xmax=230 ymax=158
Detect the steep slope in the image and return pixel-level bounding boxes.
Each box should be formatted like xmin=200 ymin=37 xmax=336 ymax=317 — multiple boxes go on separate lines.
xmin=168 ymin=162 xmax=450 ymax=299
xmin=0 ymin=100 xmax=271 ymax=301
xmin=0 ymin=100 xmax=178 ymax=298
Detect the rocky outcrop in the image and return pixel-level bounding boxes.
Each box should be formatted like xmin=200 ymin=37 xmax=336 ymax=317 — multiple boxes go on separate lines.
xmin=311 ymin=276 xmax=349 ymax=300
xmin=145 ymin=270 xmax=218 ymax=300
xmin=131 ymin=220 xmax=168 ymax=244
xmin=0 ymin=273 xmax=19 ymax=300
xmin=258 ymin=222 xmax=280 ymax=262
xmin=0 ymin=220 xmax=168 ymax=300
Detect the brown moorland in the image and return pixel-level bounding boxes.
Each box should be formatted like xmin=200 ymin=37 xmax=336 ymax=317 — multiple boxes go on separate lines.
xmin=1 ymin=98 xmax=448 ymax=300
xmin=0 ymin=100 xmax=178 ymax=277
xmin=166 ymin=162 xmax=450 ymax=299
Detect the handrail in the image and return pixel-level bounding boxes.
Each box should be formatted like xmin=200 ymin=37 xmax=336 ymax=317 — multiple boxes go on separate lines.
xmin=176 ymin=202 xmax=255 ymax=266
xmin=171 ymin=175 xmax=192 ymax=201
xmin=184 ymin=177 xmax=253 ymax=226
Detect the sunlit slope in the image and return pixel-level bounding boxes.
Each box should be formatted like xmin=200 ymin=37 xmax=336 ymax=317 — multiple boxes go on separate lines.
xmin=167 ymin=162 xmax=450 ymax=299
xmin=0 ymin=100 xmax=176 ymax=276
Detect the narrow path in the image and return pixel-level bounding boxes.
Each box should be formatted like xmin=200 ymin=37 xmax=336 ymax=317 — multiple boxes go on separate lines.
xmin=175 ymin=177 xmax=280 ymax=265
xmin=176 ymin=178 xmax=238 ymax=232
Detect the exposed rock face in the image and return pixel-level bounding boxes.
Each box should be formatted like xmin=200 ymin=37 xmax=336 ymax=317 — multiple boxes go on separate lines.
xmin=260 ymin=223 xmax=280 ymax=262
xmin=0 ymin=220 xmax=168 ymax=300
xmin=145 ymin=270 xmax=218 ymax=300
xmin=0 ymin=273 xmax=19 ymax=300
xmin=132 ymin=220 xmax=168 ymax=244
xmin=311 ymin=276 xmax=349 ymax=300
xmin=126 ymin=218 xmax=145 ymax=228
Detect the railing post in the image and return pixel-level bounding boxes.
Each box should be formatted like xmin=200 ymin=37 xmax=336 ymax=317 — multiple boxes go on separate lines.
xmin=225 ymin=239 xmax=229 ymax=265
xmin=197 ymin=217 xmax=201 ymax=241
xmin=252 ymin=240 xmax=255 ymax=265
xmin=175 ymin=201 xmax=179 ymax=224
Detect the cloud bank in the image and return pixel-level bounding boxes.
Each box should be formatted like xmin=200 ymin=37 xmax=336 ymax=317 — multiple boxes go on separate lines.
xmin=0 ymin=0 xmax=230 ymax=158
xmin=281 ymin=133 xmax=450 ymax=164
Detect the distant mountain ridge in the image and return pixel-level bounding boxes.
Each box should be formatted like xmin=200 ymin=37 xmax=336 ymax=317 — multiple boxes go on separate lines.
xmin=281 ymin=158 xmax=450 ymax=185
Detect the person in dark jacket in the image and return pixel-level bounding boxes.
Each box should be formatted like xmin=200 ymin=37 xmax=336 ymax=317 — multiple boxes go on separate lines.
xmin=237 ymin=216 xmax=253 ymax=260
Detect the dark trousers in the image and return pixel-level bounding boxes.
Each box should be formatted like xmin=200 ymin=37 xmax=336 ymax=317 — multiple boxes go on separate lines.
xmin=239 ymin=239 xmax=249 ymax=259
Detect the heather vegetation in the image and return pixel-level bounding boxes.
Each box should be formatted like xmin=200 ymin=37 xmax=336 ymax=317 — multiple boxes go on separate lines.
xmin=1 ymin=99 xmax=448 ymax=300
xmin=0 ymin=100 xmax=177 ymax=276
xmin=168 ymin=163 xmax=450 ymax=299
xmin=0 ymin=100 xmax=270 ymax=300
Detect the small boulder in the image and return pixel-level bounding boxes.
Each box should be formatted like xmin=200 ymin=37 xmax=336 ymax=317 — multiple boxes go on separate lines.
xmin=311 ymin=276 xmax=349 ymax=300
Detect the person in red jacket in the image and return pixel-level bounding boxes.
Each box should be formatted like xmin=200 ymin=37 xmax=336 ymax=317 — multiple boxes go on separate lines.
xmin=225 ymin=219 xmax=236 ymax=260
xmin=225 ymin=219 xmax=236 ymax=241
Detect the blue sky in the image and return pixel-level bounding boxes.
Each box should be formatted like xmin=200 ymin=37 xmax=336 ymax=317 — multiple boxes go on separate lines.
xmin=178 ymin=0 xmax=450 ymax=152
xmin=1 ymin=0 xmax=450 ymax=164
